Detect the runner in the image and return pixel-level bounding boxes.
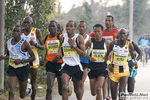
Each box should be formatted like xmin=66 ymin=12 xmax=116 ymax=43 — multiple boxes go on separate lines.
xmin=42 ymin=20 xmax=63 ymax=100
xmin=105 ymin=28 xmax=138 ymax=100
xmin=77 ymin=21 xmax=90 ymax=98
xmin=85 ymin=24 xmax=110 ymax=100
xmin=22 ymin=16 xmax=44 ymax=100
xmin=89 ymin=15 xmax=119 ymax=100
xmin=0 ymin=25 xmax=35 ymax=100
xmin=57 ymin=23 xmax=64 ymax=34
xmin=126 ymin=30 xmax=142 ymax=93
xmin=56 ymin=20 xmax=94 ymax=100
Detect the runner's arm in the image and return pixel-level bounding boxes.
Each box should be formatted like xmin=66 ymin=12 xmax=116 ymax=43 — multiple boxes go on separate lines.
xmin=68 ymin=35 xmax=86 ymax=57
xmin=105 ymin=39 xmax=110 ymax=49
xmin=85 ymin=37 xmax=91 ymax=50
xmin=0 ymin=43 xmax=9 ymax=60
xmin=35 ymin=29 xmax=45 ymax=50
xmin=132 ymin=41 xmax=142 ymax=61
xmin=129 ymin=43 xmax=138 ymax=69
xmin=115 ymin=29 xmax=119 ymax=38
xmin=23 ymin=41 xmax=35 ymax=63
xmin=56 ymin=34 xmax=63 ymax=58
xmin=105 ymin=41 xmax=114 ymax=61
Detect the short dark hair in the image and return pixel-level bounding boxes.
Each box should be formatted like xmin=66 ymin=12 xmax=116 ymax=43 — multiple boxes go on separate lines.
xmin=93 ymin=24 xmax=103 ymax=31
xmin=78 ymin=21 xmax=87 ymax=25
xmin=106 ymin=15 xmax=114 ymax=22
xmin=68 ymin=20 xmax=77 ymax=27
xmin=49 ymin=20 xmax=57 ymax=25
xmin=13 ymin=25 xmax=22 ymax=31
xmin=119 ymin=28 xmax=129 ymax=34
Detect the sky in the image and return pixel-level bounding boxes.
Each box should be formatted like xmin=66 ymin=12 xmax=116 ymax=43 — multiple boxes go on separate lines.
xmin=58 ymin=0 xmax=123 ymax=13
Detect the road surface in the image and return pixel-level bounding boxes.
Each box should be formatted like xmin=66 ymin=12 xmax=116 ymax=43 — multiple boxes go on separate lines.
xmin=50 ymin=61 xmax=150 ymax=100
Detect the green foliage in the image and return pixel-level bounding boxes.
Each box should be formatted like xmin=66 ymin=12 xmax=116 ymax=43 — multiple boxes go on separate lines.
xmin=4 ymin=0 xmax=57 ymax=89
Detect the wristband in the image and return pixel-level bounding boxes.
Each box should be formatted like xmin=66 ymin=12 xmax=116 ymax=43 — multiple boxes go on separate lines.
xmin=72 ymin=44 xmax=77 ymax=48
xmin=132 ymin=59 xmax=137 ymax=64
xmin=106 ymin=60 xmax=111 ymax=66
xmin=22 ymin=60 xmax=25 ymax=63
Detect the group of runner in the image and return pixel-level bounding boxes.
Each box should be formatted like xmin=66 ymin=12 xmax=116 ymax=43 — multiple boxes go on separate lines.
xmin=0 ymin=15 xmax=142 ymax=100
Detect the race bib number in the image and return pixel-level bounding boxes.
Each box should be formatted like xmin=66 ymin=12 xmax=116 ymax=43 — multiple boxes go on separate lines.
xmin=9 ymin=55 xmax=23 ymax=68
xmin=102 ymin=36 xmax=113 ymax=42
xmin=47 ymin=40 xmax=59 ymax=54
xmin=92 ymin=49 xmax=105 ymax=62
xmin=63 ymin=43 xmax=77 ymax=57
xmin=113 ymin=52 xmax=128 ymax=65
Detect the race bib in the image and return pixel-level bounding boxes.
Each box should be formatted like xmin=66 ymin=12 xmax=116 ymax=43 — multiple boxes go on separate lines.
xmin=92 ymin=49 xmax=105 ymax=62
xmin=47 ymin=40 xmax=59 ymax=54
xmin=63 ymin=43 xmax=77 ymax=57
xmin=102 ymin=36 xmax=113 ymax=42
xmin=9 ymin=55 xmax=23 ymax=68
xmin=113 ymin=52 xmax=128 ymax=65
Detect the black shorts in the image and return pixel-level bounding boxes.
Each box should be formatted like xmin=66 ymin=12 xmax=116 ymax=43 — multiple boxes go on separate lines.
xmin=81 ymin=62 xmax=89 ymax=70
xmin=61 ymin=64 xmax=83 ymax=82
xmin=88 ymin=67 xmax=108 ymax=79
xmin=46 ymin=61 xmax=62 ymax=77
xmin=7 ymin=64 xmax=30 ymax=82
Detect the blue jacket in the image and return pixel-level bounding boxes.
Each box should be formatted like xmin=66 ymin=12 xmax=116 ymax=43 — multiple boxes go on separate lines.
xmin=138 ymin=35 xmax=150 ymax=48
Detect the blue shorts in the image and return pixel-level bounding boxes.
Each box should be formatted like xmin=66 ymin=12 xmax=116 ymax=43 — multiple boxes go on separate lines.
xmin=129 ymin=67 xmax=137 ymax=78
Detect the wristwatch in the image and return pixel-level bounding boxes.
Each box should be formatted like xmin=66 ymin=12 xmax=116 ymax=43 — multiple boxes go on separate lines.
xmin=22 ymin=60 xmax=25 ymax=63
xmin=73 ymin=44 xmax=77 ymax=48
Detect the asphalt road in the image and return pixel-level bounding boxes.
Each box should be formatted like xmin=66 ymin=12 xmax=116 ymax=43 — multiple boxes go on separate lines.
xmin=50 ymin=61 xmax=150 ymax=100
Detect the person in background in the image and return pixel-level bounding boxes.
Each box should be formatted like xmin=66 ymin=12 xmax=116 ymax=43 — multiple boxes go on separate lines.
xmin=77 ymin=21 xmax=90 ymax=99
xmin=138 ymin=33 xmax=150 ymax=63
xmin=22 ymin=16 xmax=44 ymax=100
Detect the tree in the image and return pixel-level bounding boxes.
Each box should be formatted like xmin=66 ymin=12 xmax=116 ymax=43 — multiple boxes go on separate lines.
xmin=0 ymin=0 xmax=5 ymax=90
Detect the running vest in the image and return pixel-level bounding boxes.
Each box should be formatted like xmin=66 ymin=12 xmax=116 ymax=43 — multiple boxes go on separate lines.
xmin=7 ymin=37 xmax=28 ymax=68
xmin=111 ymin=40 xmax=129 ymax=73
xmin=61 ymin=33 xmax=83 ymax=71
xmin=102 ymin=28 xmax=117 ymax=42
xmin=21 ymin=27 xmax=39 ymax=66
xmin=89 ymin=38 xmax=107 ymax=68
xmin=80 ymin=34 xmax=89 ymax=63
xmin=44 ymin=33 xmax=63 ymax=63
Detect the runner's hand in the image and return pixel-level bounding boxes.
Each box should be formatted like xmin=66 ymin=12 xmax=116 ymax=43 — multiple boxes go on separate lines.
xmin=89 ymin=57 xmax=96 ymax=62
xmin=129 ymin=61 xmax=135 ymax=68
xmin=134 ymin=63 xmax=138 ymax=69
xmin=40 ymin=60 xmax=44 ymax=66
xmin=0 ymin=55 xmax=4 ymax=60
xmin=52 ymin=55 xmax=61 ymax=63
xmin=68 ymin=38 xmax=75 ymax=46
xmin=108 ymin=64 xmax=114 ymax=73
xmin=29 ymin=40 xmax=36 ymax=46
xmin=14 ymin=59 xmax=22 ymax=65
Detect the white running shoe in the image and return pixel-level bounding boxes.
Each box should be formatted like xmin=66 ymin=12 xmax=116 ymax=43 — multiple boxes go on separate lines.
xmin=26 ymin=79 xmax=32 ymax=97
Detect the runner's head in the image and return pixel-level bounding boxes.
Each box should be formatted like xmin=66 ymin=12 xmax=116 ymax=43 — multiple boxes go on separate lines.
xmin=105 ymin=15 xmax=114 ymax=28
xmin=66 ymin=20 xmax=76 ymax=35
xmin=93 ymin=24 xmax=103 ymax=39
xmin=23 ymin=16 xmax=33 ymax=31
xmin=78 ymin=21 xmax=88 ymax=35
xmin=48 ymin=20 xmax=57 ymax=35
xmin=118 ymin=28 xmax=129 ymax=41
xmin=57 ymin=23 xmax=63 ymax=33
xmin=12 ymin=25 xmax=22 ymax=39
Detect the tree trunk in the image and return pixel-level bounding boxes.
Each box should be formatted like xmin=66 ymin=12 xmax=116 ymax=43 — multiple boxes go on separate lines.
xmin=0 ymin=0 xmax=5 ymax=90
